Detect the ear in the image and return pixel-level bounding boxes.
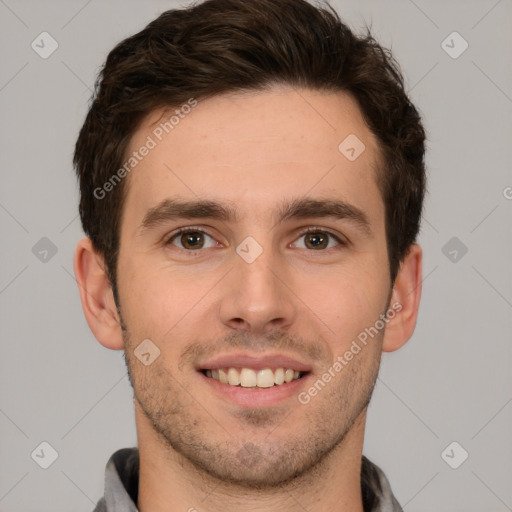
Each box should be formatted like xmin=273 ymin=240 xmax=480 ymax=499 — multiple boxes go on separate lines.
xmin=382 ymin=243 xmax=422 ymax=352
xmin=73 ymin=237 xmax=124 ymax=350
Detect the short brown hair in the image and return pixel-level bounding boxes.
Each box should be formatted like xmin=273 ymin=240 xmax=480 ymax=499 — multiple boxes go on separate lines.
xmin=74 ymin=0 xmax=426 ymax=303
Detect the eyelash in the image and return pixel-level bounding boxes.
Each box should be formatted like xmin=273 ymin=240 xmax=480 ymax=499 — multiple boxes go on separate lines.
xmin=164 ymin=226 xmax=347 ymax=251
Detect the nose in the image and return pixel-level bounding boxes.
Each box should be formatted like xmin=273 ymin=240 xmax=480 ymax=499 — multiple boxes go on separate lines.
xmin=218 ymin=243 xmax=297 ymax=336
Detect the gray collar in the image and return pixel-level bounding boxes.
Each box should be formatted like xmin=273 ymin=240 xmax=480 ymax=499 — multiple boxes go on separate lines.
xmin=93 ymin=448 xmax=402 ymax=512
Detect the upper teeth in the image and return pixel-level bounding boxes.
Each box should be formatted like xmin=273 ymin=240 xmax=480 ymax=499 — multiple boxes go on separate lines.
xmin=204 ymin=368 xmax=302 ymax=388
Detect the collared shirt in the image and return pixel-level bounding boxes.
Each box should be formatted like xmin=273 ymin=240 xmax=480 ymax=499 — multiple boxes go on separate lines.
xmin=93 ymin=447 xmax=403 ymax=512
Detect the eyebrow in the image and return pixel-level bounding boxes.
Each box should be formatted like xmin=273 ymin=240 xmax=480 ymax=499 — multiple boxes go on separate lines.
xmin=138 ymin=196 xmax=372 ymax=236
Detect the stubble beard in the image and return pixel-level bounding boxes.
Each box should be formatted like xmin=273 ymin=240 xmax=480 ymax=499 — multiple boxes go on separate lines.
xmin=122 ymin=326 xmax=383 ymax=491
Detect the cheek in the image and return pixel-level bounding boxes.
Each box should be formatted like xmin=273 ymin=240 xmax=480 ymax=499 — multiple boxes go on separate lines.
xmin=306 ymin=266 xmax=389 ymax=349
xmin=118 ymin=259 xmax=214 ymax=345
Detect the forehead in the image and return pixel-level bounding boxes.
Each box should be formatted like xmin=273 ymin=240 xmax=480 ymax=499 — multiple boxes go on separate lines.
xmin=120 ymin=86 xmax=384 ymax=229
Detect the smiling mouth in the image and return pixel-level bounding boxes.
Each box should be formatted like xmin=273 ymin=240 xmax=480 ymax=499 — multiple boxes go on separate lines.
xmin=201 ymin=367 xmax=308 ymax=388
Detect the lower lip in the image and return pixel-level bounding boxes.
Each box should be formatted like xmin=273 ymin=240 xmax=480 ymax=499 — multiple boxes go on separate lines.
xmin=198 ymin=371 xmax=311 ymax=407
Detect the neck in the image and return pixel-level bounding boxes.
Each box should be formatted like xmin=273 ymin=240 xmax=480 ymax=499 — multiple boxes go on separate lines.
xmin=136 ymin=404 xmax=367 ymax=512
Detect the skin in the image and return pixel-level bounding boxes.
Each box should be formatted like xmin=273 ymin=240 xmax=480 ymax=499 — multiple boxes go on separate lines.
xmin=74 ymin=86 xmax=422 ymax=512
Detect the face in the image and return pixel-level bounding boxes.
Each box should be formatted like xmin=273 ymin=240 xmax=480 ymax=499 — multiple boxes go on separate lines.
xmin=116 ymin=86 xmax=392 ymax=488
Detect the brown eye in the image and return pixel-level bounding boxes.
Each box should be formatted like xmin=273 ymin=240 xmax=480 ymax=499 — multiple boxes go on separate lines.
xmin=293 ymin=229 xmax=345 ymax=251
xmin=304 ymin=232 xmax=329 ymax=250
xmin=180 ymin=231 xmax=204 ymax=249
xmin=167 ymin=229 xmax=217 ymax=250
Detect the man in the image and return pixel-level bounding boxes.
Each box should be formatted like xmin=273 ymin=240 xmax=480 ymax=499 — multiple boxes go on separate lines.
xmin=73 ymin=0 xmax=425 ymax=510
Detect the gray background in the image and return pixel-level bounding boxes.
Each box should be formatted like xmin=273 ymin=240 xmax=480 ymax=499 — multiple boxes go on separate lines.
xmin=1 ymin=0 xmax=511 ymax=510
